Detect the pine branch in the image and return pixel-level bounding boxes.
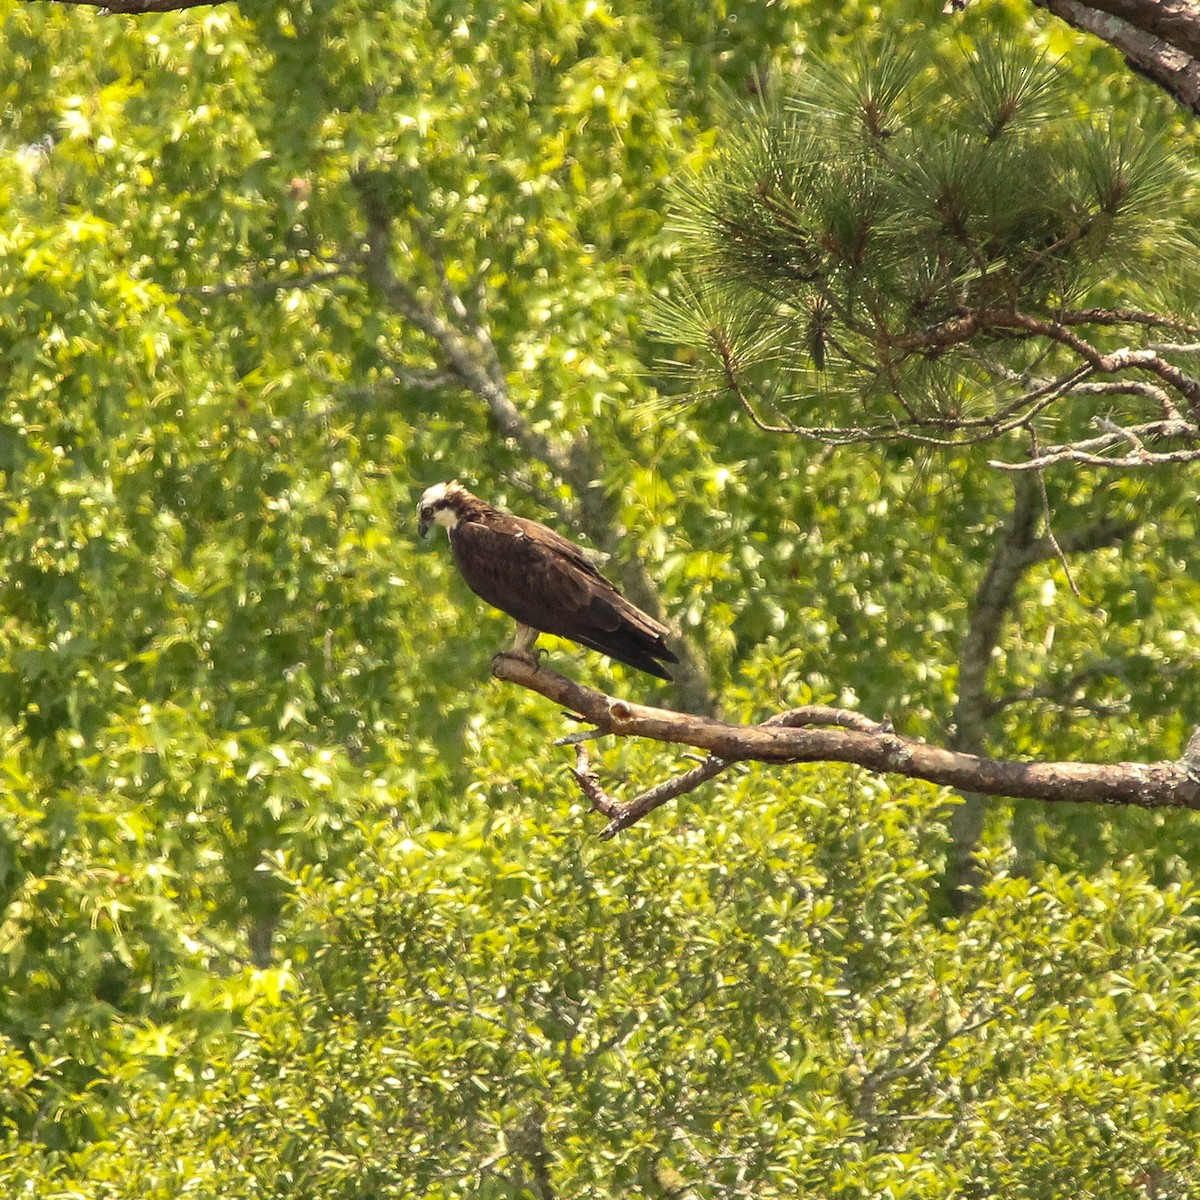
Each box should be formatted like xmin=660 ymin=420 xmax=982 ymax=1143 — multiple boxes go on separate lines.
xmin=713 ymin=303 xmax=1200 ymax=469
xmin=1058 ymin=307 xmax=1200 ymax=334
xmin=892 ymin=310 xmax=1200 ymax=415
xmin=669 ymin=43 xmax=1200 ymax=474
xmin=976 ymin=310 xmax=1200 ymax=416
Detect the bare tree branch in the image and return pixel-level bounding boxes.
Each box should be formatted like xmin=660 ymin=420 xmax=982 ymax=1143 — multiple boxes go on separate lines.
xmin=1030 ymin=437 xmax=1080 ymax=597
xmin=491 ymin=655 xmax=1200 ymax=835
xmin=1022 ymin=513 xmax=1139 ymax=564
xmin=990 ymin=419 xmax=1200 ymax=469
xmin=714 ymin=333 xmax=801 ymax=435
xmin=998 ymin=448 xmax=1200 ymax=468
xmin=1032 ymin=0 xmax=1200 ymax=115
xmin=569 ymin=742 xmax=733 ymax=840
xmin=717 ymin=363 xmax=1094 ymax=449
xmin=1068 ymin=380 xmax=1182 ymax=422
xmin=354 ymin=171 xmax=572 ymax=476
xmin=1081 ymin=0 xmax=1200 ymax=57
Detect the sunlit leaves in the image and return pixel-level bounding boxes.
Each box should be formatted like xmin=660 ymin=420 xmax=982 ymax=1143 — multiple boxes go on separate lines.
xmin=34 ymin=782 xmax=1200 ymax=1197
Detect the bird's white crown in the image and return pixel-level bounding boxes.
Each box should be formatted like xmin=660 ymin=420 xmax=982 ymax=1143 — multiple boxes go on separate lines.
xmin=419 ymin=480 xmax=464 ymax=508
xmin=418 ymin=480 xmax=472 ymax=530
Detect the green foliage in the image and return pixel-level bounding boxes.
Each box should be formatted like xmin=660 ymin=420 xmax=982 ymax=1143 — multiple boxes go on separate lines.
xmin=0 ymin=0 xmax=1197 ymax=1195
xmin=29 ymin=774 xmax=1200 ymax=1198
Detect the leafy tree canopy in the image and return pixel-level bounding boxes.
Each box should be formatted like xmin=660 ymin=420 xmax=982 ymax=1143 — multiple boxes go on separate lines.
xmin=0 ymin=1 xmax=1197 ymax=1196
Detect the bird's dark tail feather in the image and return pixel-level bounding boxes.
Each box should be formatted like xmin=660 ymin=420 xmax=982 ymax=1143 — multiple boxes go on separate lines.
xmin=612 ymin=648 xmax=674 ymax=681
xmin=575 ymin=633 xmax=675 ymax=681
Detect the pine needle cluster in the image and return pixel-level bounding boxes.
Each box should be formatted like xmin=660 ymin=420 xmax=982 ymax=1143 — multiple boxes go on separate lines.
xmin=657 ymin=40 xmax=1200 ymax=453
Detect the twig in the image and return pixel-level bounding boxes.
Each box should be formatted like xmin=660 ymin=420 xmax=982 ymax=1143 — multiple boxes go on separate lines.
xmin=569 ymin=742 xmax=731 ymax=839
xmin=715 ymin=334 xmax=800 ymax=434
xmin=992 ymin=437 xmax=1200 ymax=470
xmin=1029 ymin=431 xmax=1080 ymax=598
xmin=176 ymin=264 xmax=348 ymax=301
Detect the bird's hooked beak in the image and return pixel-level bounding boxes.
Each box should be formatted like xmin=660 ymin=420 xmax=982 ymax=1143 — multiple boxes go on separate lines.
xmin=418 ymin=514 xmax=431 ymax=539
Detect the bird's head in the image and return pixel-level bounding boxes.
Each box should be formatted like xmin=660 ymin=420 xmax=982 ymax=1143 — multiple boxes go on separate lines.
xmin=417 ymin=480 xmax=473 ymax=538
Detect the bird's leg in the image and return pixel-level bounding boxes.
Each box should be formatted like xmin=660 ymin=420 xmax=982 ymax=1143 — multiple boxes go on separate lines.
xmin=513 ymin=623 xmax=543 ymax=663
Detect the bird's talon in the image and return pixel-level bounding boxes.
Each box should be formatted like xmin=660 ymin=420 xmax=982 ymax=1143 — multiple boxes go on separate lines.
xmin=493 ymin=649 xmax=540 ymax=672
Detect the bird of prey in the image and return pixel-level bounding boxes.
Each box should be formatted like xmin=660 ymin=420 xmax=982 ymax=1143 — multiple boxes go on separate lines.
xmin=417 ymin=480 xmax=678 ymax=680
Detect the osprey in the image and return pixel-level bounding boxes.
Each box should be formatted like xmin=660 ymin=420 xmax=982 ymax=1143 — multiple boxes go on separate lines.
xmin=417 ymin=481 xmax=678 ymax=681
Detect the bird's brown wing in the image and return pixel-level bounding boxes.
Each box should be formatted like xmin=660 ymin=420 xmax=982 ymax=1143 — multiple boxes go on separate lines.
xmin=491 ymin=512 xmax=612 ymax=583
xmin=450 ymin=513 xmax=618 ymax=628
xmin=449 ymin=513 xmax=676 ymax=678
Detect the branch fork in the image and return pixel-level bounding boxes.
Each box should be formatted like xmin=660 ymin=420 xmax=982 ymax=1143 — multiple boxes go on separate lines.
xmin=491 ymin=655 xmax=1200 ymax=836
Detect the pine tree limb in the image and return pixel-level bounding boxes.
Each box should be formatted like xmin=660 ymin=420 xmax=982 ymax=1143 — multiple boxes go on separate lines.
xmin=1032 ymin=0 xmax=1200 ymax=115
